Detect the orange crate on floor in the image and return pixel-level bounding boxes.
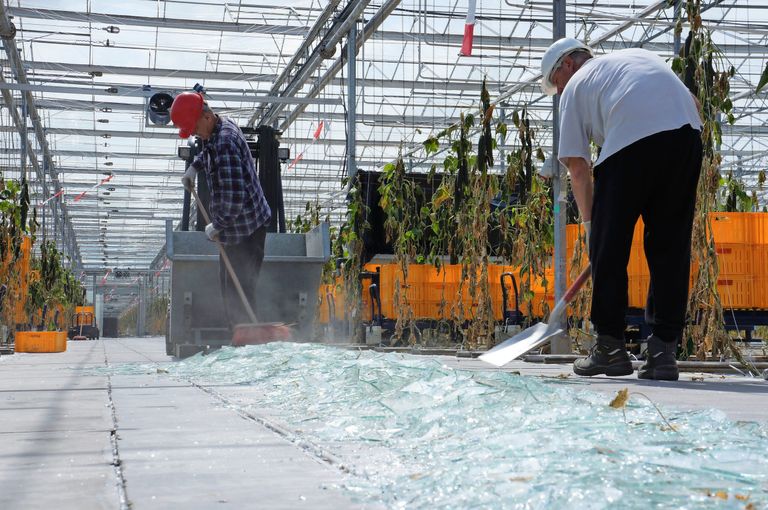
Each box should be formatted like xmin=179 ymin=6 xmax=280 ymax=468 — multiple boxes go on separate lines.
xmin=417 ymin=300 xmax=453 ymax=319
xmin=757 ymin=278 xmax=768 ymax=309
xmin=15 ymin=331 xmax=67 ymax=353
xmin=317 ymin=282 xmax=343 ymax=323
xmin=753 ymin=246 xmax=768 ymax=279
xmin=425 ymin=282 xmax=462 ymax=304
xmin=433 ymin=264 xmax=464 ymax=284
xmin=711 ymin=213 xmax=754 ymax=244
xmin=753 ymin=213 xmax=768 ymax=245
xmin=628 ymin=275 xmax=649 ymax=309
xmin=717 ymin=275 xmax=758 ymax=309
xmin=378 ymin=264 xmax=424 ymax=301
xmin=715 ymin=244 xmax=754 ymax=276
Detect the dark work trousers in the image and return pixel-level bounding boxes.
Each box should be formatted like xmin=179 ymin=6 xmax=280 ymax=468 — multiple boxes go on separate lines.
xmin=590 ymin=125 xmax=702 ymax=343
xmin=219 ymin=226 xmax=267 ymax=329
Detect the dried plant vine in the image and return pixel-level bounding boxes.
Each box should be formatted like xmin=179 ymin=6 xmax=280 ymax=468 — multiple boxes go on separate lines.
xmin=288 ymin=199 xmax=340 ymax=341
xmin=453 ymin=85 xmax=497 ymax=350
xmin=335 ymin=80 xmax=553 ymax=348
xmin=0 ymin=177 xmax=31 ymax=332
xmin=422 ymin=82 xmax=553 ymax=347
xmin=337 ymin=177 xmax=368 ymax=342
xmin=287 ymin=200 xmax=322 ymax=234
xmin=673 ymin=1 xmax=751 ymax=367
xmin=496 ymin=109 xmax=554 ymax=325
xmin=1 ymin=174 xmax=83 ymax=335
xmin=379 ymin=153 xmax=424 ymax=344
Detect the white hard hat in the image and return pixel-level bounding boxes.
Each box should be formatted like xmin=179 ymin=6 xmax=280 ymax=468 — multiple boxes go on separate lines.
xmin=540 ymin=37 xmax=593 ymax=96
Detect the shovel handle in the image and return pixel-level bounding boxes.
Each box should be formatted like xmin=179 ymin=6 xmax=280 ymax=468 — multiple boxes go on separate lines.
xmin=563 ymin=264 xmax=591 ymax=303
xmin=190 ymin=188 xmax=259 ymax=324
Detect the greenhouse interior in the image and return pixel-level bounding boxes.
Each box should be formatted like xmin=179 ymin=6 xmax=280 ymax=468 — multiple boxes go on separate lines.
xmin=0 ymin=0 xmax=767 ymax=508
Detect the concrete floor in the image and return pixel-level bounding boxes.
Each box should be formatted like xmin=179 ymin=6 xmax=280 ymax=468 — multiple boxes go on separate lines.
xmin=445 ymin=357 xmax=768 ymax=423
xmin=0 ymin=337 xmax=765 ymax=509
xmin=0 ymin=338 xmax=373 ymax=510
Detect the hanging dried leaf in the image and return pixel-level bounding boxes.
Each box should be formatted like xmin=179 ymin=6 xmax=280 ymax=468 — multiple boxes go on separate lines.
xmin=608 ymin=388 xmax=630 ymax=409
xmin=757 ymin=62 xmax=768 ymax=94
xmin=484 ymin=104 xmax=495 ymax=124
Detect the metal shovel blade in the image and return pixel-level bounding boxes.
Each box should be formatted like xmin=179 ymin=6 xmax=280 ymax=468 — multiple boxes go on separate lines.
xmin=478 ymin=322 xmax=564 ymax=367
xmin=479 ymin=264 xmax=592 ymax=368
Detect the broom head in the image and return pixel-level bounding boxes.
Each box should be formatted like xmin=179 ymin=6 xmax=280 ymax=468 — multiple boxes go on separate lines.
xmin=231 ymin=322 xmax=293 ymax=346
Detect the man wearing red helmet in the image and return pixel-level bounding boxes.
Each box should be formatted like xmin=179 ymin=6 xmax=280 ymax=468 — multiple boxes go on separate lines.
xmin=170 ymin=91 xmax=271 ymax=330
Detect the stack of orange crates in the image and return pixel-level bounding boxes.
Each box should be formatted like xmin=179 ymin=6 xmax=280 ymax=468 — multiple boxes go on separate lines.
xmin=317 ymin=264 xmax=378 ymax=324
xmin=363 ymin=263 xmax=556 ymax=321
xmin=609 ymin=212 xmax=767 ymax=310
xmin=708 ymin=213 xmax=768 ymax=309
xmin=315 ymin=213 xmax=768 ymax=325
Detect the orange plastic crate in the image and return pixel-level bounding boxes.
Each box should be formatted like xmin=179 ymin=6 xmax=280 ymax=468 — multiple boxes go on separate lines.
xmin=710 ymin=213 xmax=752 ymax=244
xmin=753 ymin=246 xmax=768 ymax=279
xmin=349 ymin=217 xmax=768 ymax=322
xmin=628 ymin=275 xmax=649 ymax=309
xmin=709 ymin=212 xmax=768 ymax=245
xmin=717 ymin=276 xmax=758 ymax=310
xmin=317 ymin=274 xmax=376 ymax=324
xmin=758 ymin=278 xmax=768 ymax=309
xmin=15 ymin=331 xmax=67 ymax=353
xmin=753 ymin=214 xmax=768 ymax=245
xmin=715 ymin=244 xmax=754 ymax=276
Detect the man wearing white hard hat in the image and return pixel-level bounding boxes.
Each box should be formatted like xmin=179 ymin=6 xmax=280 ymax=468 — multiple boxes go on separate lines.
xmin=541 ymin=38 xmax=703 ymax=381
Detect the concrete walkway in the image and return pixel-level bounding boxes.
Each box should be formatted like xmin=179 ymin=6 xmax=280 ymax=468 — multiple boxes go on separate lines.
xmin=0 ymin=337 xmax=765 ymax=509
xmin=0 ymin=338 xmax=370 ymax=510
xmin=446 ymin=357 xmax=768 ymax=423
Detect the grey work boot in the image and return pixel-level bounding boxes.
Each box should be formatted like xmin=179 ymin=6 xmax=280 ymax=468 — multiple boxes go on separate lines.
xmin=573 ymin=335 xmax=633 ymax=377
xmin=638 ymin=335 xmax=679 ymax=381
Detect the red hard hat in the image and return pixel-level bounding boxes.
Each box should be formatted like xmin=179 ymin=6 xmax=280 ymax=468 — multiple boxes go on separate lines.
xmin=170 ymin=92 xmax=204 ymax=138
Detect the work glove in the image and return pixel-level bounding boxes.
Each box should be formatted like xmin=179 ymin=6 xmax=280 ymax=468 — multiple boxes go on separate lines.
xmin=181 ymin=166 xmax=196 ymax=191
xmin=204 ymin=223 xmax=220 ymax=241
xmin=582 ymin=220 xmax=591 ymax=242
xmin=539 ymin=158 xmax=556 ymax=179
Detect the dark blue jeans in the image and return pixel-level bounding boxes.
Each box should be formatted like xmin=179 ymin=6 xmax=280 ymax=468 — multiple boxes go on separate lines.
xmin=590 ymin=125 xmax=703 ymax=343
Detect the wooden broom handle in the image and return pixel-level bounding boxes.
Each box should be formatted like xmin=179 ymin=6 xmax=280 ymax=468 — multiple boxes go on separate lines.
xmin=190 ymin=188 xmax=258 ymax=324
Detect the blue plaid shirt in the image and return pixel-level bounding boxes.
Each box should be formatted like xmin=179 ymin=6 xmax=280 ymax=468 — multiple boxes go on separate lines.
xmin=190 ymin=116 xmax=271 ymax=245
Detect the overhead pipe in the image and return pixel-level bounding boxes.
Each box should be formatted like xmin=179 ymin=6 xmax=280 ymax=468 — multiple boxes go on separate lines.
xmin=258 ymin=0 xmax=371 ymax=127
xmin=279 ymin=0 xmax=403 ymax=132
xmin=0 ymin=4 xmax=82 ymax=266
xmin=248 ymin=0 xmax=343 ymax=127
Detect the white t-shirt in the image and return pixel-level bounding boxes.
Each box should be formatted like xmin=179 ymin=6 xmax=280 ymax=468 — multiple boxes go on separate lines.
xmin=558 ymin=48 xmax=703 ymax=167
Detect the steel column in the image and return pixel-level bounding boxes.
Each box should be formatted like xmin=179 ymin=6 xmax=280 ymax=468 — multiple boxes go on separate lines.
xmin=550 ymin=0 xmax=569 ymax=354
xmin=347 ymin=23 xmax=357 ymax=181
xmin=673 ymin=0 xmax=682 ymax=55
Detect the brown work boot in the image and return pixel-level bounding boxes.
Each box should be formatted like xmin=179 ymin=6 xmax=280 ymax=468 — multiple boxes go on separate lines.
xmin=573 ymin=335 xmax=633 ymax=377
xmin=638 ymin=335 xmax=679 ymax=381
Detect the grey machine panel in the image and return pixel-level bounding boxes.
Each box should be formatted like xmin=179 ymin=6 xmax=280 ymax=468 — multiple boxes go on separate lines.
xmin=166 ymin=221 xmax=331 ymax=357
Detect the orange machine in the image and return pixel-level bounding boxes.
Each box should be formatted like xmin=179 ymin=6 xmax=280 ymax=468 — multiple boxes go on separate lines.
xmin=68 ymin=306 xmax=100 ymax=340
